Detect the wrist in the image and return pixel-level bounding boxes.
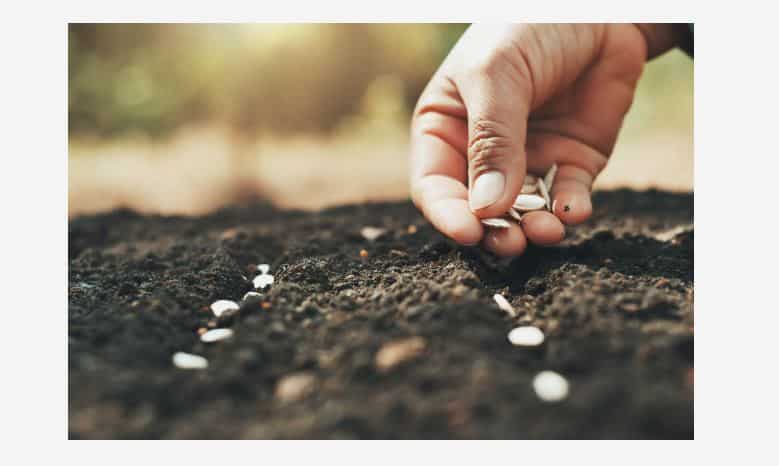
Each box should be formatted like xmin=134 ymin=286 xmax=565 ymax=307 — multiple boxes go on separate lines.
xmin=634 ymin=23 xmax=691 ymax=59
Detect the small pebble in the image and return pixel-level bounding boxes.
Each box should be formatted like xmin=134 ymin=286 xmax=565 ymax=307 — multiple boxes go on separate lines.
xmin=257 ymin=264 xmax=271 ymax=274
xmin=508 ymin=326 xmax=545 ymax=346
xmin=200 ymin=328 xmax=234 ymax=343
xmin=275 ymin=372 xmax=317 ymax=403
xmin=210 ymin=299 xmax=239 ymax=317
xmin=360 ymin=226 xmax=387 ymax=241
xmin=533 ymin=370 xmax=569 ymax=403
xmin=172 ymin=352 xmax=208 ymax=370
xmin=253 ymin=274 xmax=274 ymax=289
xmin=375 ymin=337 xmax=426 ymax=372
xmin=493 ymin=293 xmax=517 ymax=317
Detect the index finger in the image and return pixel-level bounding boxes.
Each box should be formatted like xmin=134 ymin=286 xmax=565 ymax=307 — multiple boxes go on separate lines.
xmin=410 ymin=77 xmax=484 ymax=245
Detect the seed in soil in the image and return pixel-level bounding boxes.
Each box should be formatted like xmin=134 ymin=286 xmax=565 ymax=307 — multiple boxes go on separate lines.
xmin=407 ymin=225 xmax=418 ymax=234
xmin=537 ymin=178 xmax=552 ymax=212
xmin=360 ymin=226 xmax=386 ymax=241
xmin=493 ymin=293 xmax=517 ymax=317
xmin=508 ymin=326 xmax=545 ymax=346
xmin=242 ymin=291 xmax=263 ymax=304
xmin=210 ymin=299 xmax=239 ymax=317
xmin=253 ymin=273 xmax=274 ymax=290
xmin=261 ymin=302 xmax=272 ymax=310
xmin=172 ymin=352 xmax=208 ymax=370
xmin=359 ymin=249 xmax=369 ymax=258
xmin=375 ymin=337 xmax=427 ymax=373
xmin=533 ymin=370 xmax=569 ymax=403
xmin=275 ymin=372 xmax=317 ymax=403
xmin=544 ymin=163 xmax=558 ymax=190
xmin=481 ymin=218 xmax=512 ymax=229
xmin=200 ymin=328 xmax=234 ymax=343
xmin=196 ymin=327 xmax=207 ymax=336
xmin=257 ymin=264 xmax=270 ymax=274
xmin=513 ymin=194 xmax=546 ymax=211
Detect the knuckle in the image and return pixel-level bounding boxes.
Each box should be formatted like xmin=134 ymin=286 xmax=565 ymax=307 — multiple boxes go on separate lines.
xmin=468 ymin=119 xmax=513 ymax=175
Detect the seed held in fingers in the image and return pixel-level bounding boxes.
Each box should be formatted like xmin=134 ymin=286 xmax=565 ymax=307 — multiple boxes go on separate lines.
xmin=537 ymin=178 xmax=552 ymax=212
xmin=544 ymin=164 xmax=558 ymax=190
xmin=513 ymin=194 xmax=546 ymax=212
xmin=481 ymin=218 xmax=512 ymax=228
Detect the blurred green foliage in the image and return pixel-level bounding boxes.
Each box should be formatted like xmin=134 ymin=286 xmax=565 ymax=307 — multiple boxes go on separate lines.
xmin=69 ymin=24 xmax=468 ymax=138
xmin=68 ymin=24 xmax=691 ymax=140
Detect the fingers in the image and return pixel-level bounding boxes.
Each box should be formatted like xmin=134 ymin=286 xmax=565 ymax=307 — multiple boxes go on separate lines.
xmin=526 ymin=132 xmax=607 ymax=226
xmin=410 ymin=76 xmax=483 ymax=245
xmin=453 ymin=62 xmax=533 ymax=220
xmin=550 ymin=165 xmax=594 ymax=225
xmin=482 ymin=222 xmax=528 ymax=257
xmin=521 ymin=211 xmax=566 ymax=245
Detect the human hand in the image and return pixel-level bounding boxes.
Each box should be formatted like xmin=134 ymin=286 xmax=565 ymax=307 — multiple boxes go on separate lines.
xmin=410 ymin=23 xmax=682 ymax=256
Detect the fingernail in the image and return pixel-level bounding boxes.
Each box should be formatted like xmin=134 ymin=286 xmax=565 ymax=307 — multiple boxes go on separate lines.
xmin=469 ymin=171 xmax=505 ymax=211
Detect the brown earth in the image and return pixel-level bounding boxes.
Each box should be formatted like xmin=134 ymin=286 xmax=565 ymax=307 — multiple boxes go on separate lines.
xmin=68 ymin=189 xmax=693 ymax=439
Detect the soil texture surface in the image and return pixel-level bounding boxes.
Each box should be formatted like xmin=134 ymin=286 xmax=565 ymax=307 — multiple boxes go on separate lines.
xmin=69 ymin=189 xmax=694 ymax=439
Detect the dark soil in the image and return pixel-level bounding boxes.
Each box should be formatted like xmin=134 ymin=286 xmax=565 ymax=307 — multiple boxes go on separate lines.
xmin=69 ymin=189 xmax=693 ymax=439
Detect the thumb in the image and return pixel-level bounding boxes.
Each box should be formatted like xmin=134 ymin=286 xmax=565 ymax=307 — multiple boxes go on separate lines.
xmin=455 ymin=70 xmax=532 ymax=219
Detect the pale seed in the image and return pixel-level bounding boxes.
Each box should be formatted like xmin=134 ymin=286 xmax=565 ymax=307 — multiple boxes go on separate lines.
xmin=508 ymin=208 xmax=523 ymax=222
xmin=537 ymin=178 xmax=552 ymax=212
xmin=210 ymin=299 xmax=239 ymax=317
xmin=493 ymin=293 xmax=517 ymax=317
xmin=253 ymin=274 xmax=274 ymax=289
xmin=481 ymin=218 xmax=512 ymax=228
xmin=172 ymin=352 xmax=208 ymax=370
xmin=508 ymin=326 xmax=545 ymax=346
xmin=533 ymin=370 xmax=569 ymax=402
xmin=521 ymin=183 xmax=537 ymax=194
xmin=257 ymin=264 xmax=270 ymax=274
xmin=513 ymin=194 xmax=546 ymax=211
xmin=360 ymin=226 xmax=387 ymax=241
xmin=544 ymin=164 xmax=558 ymax=190
xmin=200 ymin=328 xmax=234 ymax=343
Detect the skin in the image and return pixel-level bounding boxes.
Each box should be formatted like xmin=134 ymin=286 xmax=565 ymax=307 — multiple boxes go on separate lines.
xmin=410 ymin=23 xmax=685 ymax=256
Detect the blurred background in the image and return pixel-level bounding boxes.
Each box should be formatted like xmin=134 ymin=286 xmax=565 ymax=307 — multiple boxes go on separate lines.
xmin=68 ymin=24 xmax=693 ymax=218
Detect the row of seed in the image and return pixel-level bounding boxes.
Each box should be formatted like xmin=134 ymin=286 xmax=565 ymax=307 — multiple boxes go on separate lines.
xmin=172 ymin=264 xmax=275 ymax=370
xmin=493 ymin=292 xmax=570 ymax=403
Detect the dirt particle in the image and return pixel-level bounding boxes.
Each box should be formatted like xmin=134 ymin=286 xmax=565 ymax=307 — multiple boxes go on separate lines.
xmin=375 ymin=337 xmax=427 ymax=373
xmin=275 ymin=372 xmax=317 ymax=403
